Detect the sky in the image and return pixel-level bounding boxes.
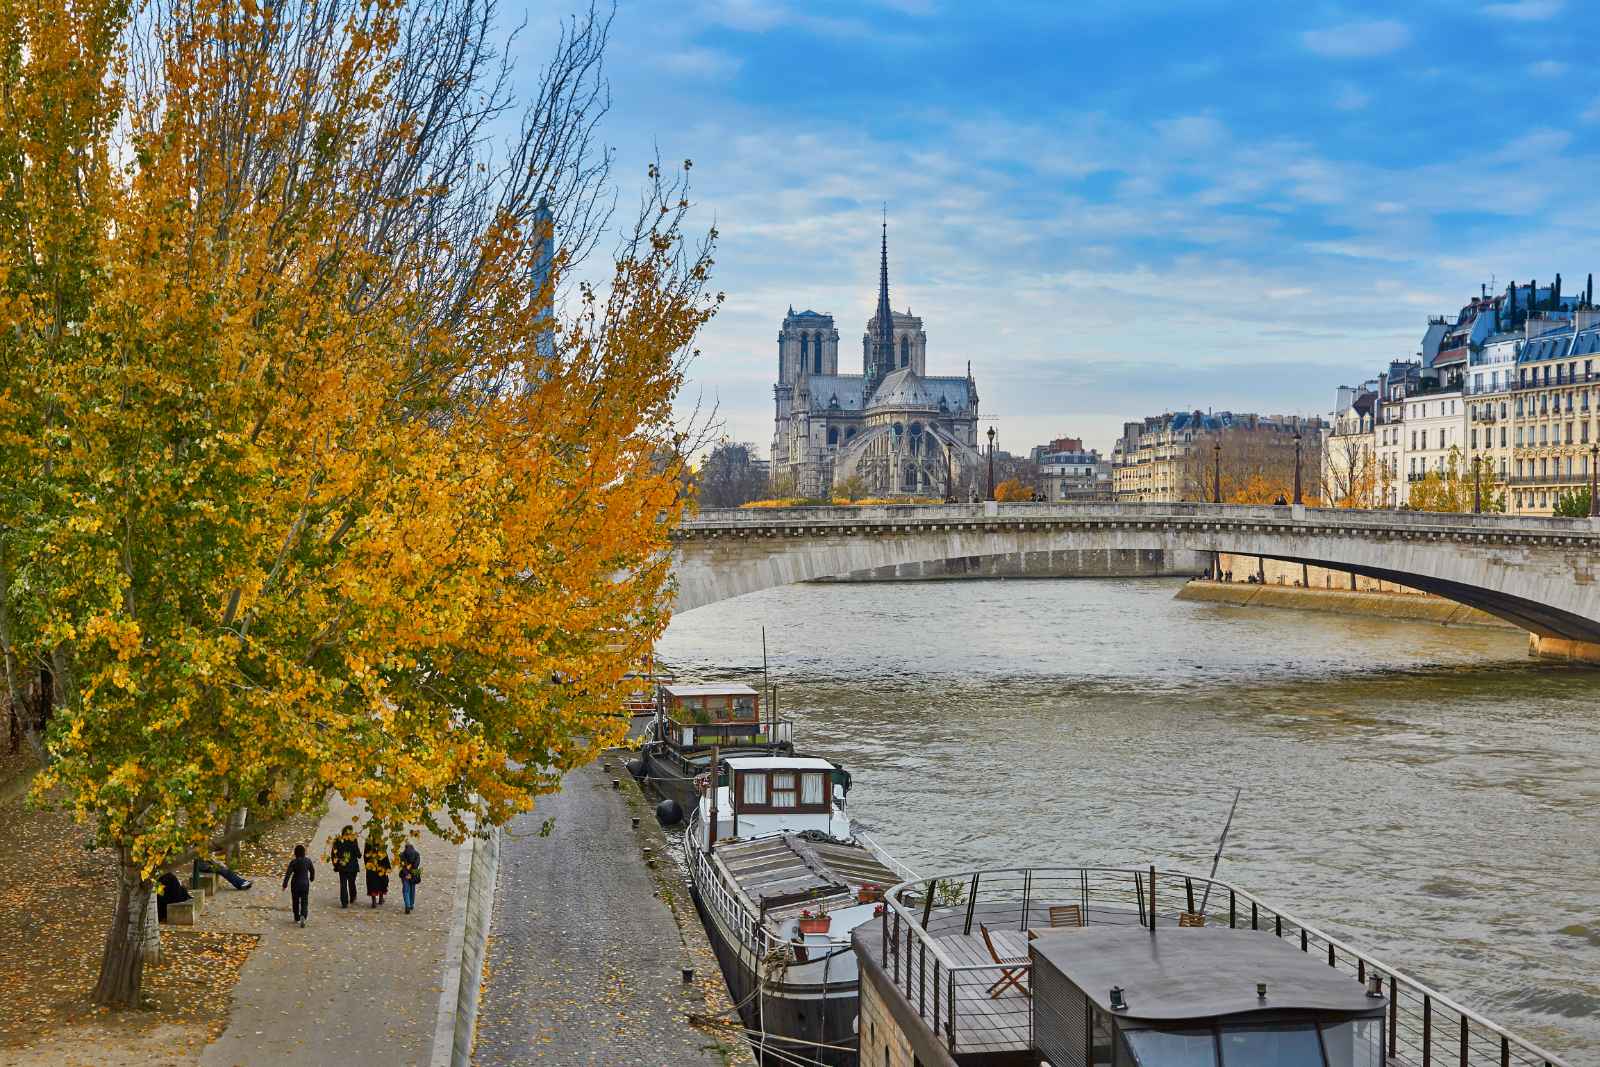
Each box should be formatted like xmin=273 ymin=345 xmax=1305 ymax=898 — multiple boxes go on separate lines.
xmin=522 ymin=0 xmax=1600 ymax=455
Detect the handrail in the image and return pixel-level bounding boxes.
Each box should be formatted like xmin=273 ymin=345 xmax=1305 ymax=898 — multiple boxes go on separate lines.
xmin=880 ymin=865 xmax=1571 ymax=1067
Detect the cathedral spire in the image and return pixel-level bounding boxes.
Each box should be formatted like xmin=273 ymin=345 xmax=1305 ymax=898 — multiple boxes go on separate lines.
xmin=867 ymin=209 xmax=896 ymax=394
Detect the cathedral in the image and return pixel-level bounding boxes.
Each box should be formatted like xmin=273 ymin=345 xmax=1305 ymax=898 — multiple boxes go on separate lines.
xmin=770 ymin=224 xmax=982 ymax=498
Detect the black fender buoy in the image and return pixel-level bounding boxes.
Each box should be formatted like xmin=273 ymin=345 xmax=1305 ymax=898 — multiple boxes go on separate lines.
xmin=626 ymin=758 xmax=645 ymax=779
xmin=655 ymin=798 xmax=683 ymax=826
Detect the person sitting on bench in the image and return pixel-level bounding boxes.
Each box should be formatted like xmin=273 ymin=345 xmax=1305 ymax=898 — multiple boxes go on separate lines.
xmin=196 ymin=854 xmax=253 ymax=890
xmin=156 ymin=871 xmax=192 ymax=923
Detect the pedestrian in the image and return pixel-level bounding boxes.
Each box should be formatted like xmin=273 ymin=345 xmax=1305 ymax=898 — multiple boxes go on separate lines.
xmin=156 ymin=870 xmax=192 ymax=924
xmin=364 ymin=827 xmax=392 ymax=907
xmin=330 ymin=824 xmax=361 ymax=908
xmin=398 ymin=840 xmax=422 ymax=914
xmin=282 ymin=844 xmax=315 ymax=927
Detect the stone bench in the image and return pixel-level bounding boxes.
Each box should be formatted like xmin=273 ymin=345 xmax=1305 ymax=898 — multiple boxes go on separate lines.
xmin=193 ymin=872 xmax=218 ymax=897
xmin=164 ymin=898 xmax=201 ymax=925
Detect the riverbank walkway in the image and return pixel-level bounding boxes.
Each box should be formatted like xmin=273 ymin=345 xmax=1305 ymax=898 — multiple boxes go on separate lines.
xmin=473 ymin=761 xmax=749 ymax=1066
xmin=199 ymin=794 xmax=464 ymax=1067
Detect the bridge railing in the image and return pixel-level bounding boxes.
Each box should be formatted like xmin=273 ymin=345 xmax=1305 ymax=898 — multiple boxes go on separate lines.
xmin=682 ymin=501 xmax=1600 ymax=537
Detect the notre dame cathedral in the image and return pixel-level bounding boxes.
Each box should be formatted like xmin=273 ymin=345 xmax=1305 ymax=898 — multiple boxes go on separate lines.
xmin=770 ymin=224 xmax=982 ymax=498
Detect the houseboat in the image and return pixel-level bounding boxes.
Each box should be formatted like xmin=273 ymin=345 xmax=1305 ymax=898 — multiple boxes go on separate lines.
xmin=685 ymin=754 xmax=910 ymax=1067
xmin=638 ymin=683 xmax=794 ymax=817
xmin=854 ymin=865 xmax=1572 ymax=1067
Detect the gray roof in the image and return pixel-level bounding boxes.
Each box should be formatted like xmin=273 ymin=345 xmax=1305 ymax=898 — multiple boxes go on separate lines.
xmin=1032 ymin=926 xmax=1382 ymax=1023
xmin=805 ymin=375 xmax=868 ymax=411
xmin=866 ymin=368 xmax=974 ymax=413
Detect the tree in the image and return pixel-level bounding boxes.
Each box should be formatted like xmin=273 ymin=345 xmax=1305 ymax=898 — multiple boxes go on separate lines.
xmin=695 ymin=442 xmax=769 ymax=508
xmin=832 ymin=474 xmax=868 ymax=502
xmin=1322 ymin=432 xmax=1379 ymax=508
xmin=1553 ymin=488 xmax=1592 ymax=517
xmin=1407 ymin=448 xmax=1472 ymax=512
xmin=1179 ymin=425 xmax=1318 ymax=505
xmin=0 ymin=0 xmax=716 ymax=1007
xmin=995 ymin=478 xmax=1034 ymax=502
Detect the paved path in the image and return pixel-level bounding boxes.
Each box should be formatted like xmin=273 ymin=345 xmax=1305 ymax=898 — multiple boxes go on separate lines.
xmin=200 ymin=795 xmax=462 ymax=1067
xmin=473 ymin=763 xmax=740 ymax=1066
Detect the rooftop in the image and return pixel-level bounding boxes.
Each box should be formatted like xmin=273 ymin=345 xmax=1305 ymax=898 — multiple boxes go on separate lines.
xmin=1033 ymin=925 xmax=1379 ymax=1023
xmin=719 ymin=754 xmax=835 ymax=771
xmin=662 ymin=683 xmax=759 ymax=698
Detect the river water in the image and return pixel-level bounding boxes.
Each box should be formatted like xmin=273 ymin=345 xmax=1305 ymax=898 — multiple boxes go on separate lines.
xmin=656 ymin=577 xmax=1600 ymax=1060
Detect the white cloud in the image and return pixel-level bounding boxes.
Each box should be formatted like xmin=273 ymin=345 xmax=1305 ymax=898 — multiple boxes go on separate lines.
xmin=1332 ymin=84 xmax=1370 ymax=111
xmin=1528 ymin=59 xmax=1568 ymax=78
xmin=656 ymin=46 xmax=744 ymax=79
xmin=1301 ymin=20 xmax=1411 ymax=58
xmin=1156 ymin=114 xmax=1227 ymax=151
xmin=1481 ymin=0 xmax=1563 ymax=20
xmin=1582 ymin=97 xmax=1600 ymax=123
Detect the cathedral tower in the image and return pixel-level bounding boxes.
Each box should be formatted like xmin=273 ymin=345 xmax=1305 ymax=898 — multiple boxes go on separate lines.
xmin=777 ymin=308 xmax=839 ymax=384
xmin=864 ymin=220 xmax=896 ymax=395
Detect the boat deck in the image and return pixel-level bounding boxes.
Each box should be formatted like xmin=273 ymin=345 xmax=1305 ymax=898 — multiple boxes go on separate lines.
xmin=713 ymin=833 xmax=902 ymax=921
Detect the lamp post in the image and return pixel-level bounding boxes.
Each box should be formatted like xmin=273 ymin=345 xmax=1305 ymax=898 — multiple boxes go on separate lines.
xmin=986 ymin=425 xmax=997 ymax=501
xmin=1292 ymin=425 xmax=1303 ymax=506
xmin=1590 ymin=443 xmax=1598 ymax=517
xmin=1212 ymin=439 xmax=1222 ymax=504
xmin=1472 ymin=454 xmax=1482 ymax=514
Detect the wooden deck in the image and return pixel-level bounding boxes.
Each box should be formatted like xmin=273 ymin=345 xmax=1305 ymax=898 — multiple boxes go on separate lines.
xmin=886 ymin=925 xmax=1036 ymax=1055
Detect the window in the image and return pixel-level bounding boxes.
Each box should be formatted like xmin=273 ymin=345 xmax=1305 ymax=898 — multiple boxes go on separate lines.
xmin=1471 ymin=429 xmax=1477 ymax=449
xmin=1500 ymin=427 xmax=1507 ymax=447
xmin=1121 ymin=1029 xmax=1216 ymax=1066
xmin=1320 ymin=1019 xmax=1385 ymax=1067
xmin=1217 ymin=1025 xmax=1324 ymax=1067
xmin=770 ymin=772 xmax=797 ymax=808
xmin=742 ymin=773 xmax=767 ymax=807
xmin=801 ymin=773 xmax=825 ymax=806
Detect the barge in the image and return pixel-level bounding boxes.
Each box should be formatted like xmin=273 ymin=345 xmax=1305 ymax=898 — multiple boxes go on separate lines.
xmin=638 ymin=683 xmax=794 ymax=817
xmin=685 ymin=754 xmax=910 ymax=1066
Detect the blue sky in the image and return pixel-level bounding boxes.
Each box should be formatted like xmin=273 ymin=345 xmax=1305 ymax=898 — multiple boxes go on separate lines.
xmin=526 ymin=0 xmax=1600 ymax=454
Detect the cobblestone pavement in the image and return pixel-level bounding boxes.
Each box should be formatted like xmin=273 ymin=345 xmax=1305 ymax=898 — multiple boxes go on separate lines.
xmin=200 ymin=795 xmax=463 ymax=1067
xmin=473 ymin=762 xmax=744 ymax=1066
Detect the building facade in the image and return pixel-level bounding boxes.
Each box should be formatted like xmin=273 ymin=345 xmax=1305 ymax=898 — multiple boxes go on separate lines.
xmin=1509 ymin=311 xmax=1600 ymax=513
xmin=770 ymin=225 xmax=982 ymax=498
xmin=1031 ymin=437 xmax=1112 ymax=502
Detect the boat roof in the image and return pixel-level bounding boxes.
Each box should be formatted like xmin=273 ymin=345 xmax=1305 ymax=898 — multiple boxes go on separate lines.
xmin=1032 ymin=927 xmax=1381 ymax=1023
xmin=714 ymin=832 xmax=901 ymax=919
xmin=662 ymin=683 xmax=759 ymax=697
xmin=720 ymin=755 xmax=836 ymax=771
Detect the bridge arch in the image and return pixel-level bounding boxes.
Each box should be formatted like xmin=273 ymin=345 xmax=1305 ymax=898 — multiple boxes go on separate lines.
xmin=671 ymin=503 xmax=1600 ymax=653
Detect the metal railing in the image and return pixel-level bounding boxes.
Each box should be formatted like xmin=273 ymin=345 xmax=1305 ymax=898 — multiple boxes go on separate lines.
xmin=879 ymin=866 xmax=1571 ymax=1066
xmin=663 ymin=716 xmax=794 ymax=748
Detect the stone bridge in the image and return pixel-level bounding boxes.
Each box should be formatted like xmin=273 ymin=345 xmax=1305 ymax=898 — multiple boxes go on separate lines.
xmin=670 ymin=502 xmax=1600 ymax=660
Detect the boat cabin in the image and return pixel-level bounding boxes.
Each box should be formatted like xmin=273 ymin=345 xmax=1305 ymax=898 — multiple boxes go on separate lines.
xmin=657 ymin=683 xmax=793 ymax=749
xmin=695 ymin=755 xmax=851 ymax=847
xmin=1032 ymin=927 xmax=1385 ymax=1067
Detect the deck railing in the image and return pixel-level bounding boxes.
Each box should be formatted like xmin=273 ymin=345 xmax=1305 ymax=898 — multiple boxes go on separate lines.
xmin=880 ymin=866 xmax=1572 ymax=1066
xmin=664 ymin=716 xmax=794 ymax=749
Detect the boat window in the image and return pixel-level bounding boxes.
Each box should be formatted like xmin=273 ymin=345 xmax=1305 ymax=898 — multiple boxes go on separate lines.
xmin=741 ymin=773 xmax=767 ymax=806
xmin=801 ymin=773 xmax=825 ymax=806
xmin=771 ymin=772 xmax=797 ymax=808
xmin=1121 ymin=1029 xmax=1216 ymax=1067
xmin=1319 ymin=1019 xmax=1382 ymax=1067
xmin=734 ymin=696 xmax=755 ymax=719
xmin=1218 ymin=1025 xmax=1323 ymax=1067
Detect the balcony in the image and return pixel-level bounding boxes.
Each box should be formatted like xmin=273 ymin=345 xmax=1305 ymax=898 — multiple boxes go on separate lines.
xmin=662 ymin=716 xmax=793 ymax=749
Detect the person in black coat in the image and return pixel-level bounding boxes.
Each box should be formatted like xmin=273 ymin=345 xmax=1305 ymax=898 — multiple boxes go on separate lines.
xmin=330 ymin=824 xmax=361 ymax=908
xmin=156 ymin=871 xmax=191 ymax=924
xmin=363 ymin=830 xmax=391 ymax=907
xmin=281 ymin=844 xmax=315 ymax=927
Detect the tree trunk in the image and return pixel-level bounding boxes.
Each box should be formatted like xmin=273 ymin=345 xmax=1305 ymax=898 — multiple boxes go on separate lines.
xmin=226 ymin=806 xmax=248 ymax=864
xmin=94 ymin=846 xmax=162 ymax=1008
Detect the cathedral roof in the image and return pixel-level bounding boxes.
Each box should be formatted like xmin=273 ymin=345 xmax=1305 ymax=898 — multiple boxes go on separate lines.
xmin=804 ymin=375 xmax=867 ymax=411
xmin=866 ymin=368 xmax=974 ymax=413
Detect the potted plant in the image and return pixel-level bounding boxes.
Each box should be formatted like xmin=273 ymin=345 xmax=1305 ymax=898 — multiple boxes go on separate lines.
xmin=856 ymin=882 xmax=883 ymax=904
xmin=796 ymin=908 xmax=831 ymax=935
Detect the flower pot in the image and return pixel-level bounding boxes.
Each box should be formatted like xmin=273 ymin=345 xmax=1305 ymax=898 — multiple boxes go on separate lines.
xmin=797 ymin=916 xmax=832 ymax=935
xmin=856 ymin=884 xmax=883 ymax=904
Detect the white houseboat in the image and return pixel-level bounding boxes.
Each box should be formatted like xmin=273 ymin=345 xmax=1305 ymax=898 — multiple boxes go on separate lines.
xmin=685 ymin=754 xmax=909 ymax=1066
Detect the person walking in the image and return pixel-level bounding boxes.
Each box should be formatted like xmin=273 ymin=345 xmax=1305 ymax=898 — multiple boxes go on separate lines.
xmin=281 ymin=844 xmax=315 ymax=927
xmin=398 ymin=841 xmax=422 ymax=914
xmin=330 ymin=824 xmax=361 ymax=908
xmin=363 ymin=828 xmax=392 ymax=908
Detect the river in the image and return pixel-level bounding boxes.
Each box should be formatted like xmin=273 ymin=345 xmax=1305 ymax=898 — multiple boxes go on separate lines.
xmin=656 ymin=577 xmax=1600 ymax=1060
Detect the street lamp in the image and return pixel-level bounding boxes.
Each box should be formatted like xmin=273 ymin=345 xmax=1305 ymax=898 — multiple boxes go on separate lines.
xmin=1212 ymin=439 xmax=1222 ymax=504
xmin=1590 ymin=443 xmax=1598 ymax=517
xmin=986 ymin=425 xmax=997 ymax=501
xmin=1472 ymin=454 xmax=1482 ymax=514
xmin=1292 ymin=425 xmax=1303 ymax=506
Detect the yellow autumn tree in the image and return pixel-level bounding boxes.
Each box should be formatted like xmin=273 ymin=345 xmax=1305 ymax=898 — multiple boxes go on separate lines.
xmin=995 ymin=478 xmax=1034 ymax=502
xmin=0 ymin=0 xmax=716 ymax=1006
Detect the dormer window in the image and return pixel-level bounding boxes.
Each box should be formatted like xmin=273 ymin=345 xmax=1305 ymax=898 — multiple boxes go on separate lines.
xmin=733 ymin=769 xmax=831 ymax=813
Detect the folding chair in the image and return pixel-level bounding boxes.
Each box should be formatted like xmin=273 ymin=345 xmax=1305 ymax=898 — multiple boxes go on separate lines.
xmin=1049 ymin=904 xmax=1085 ymax=928
xmin=979 ymin=923 xmax=1030 ymax=999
